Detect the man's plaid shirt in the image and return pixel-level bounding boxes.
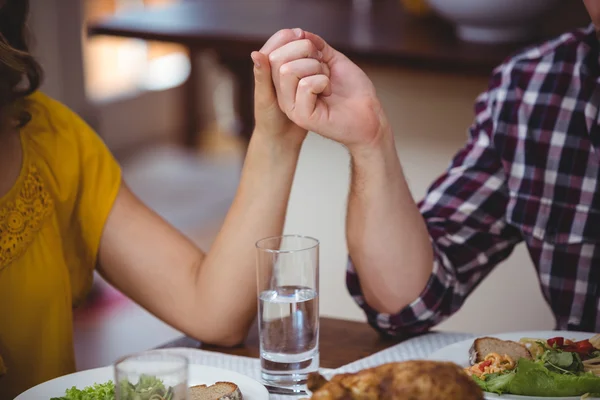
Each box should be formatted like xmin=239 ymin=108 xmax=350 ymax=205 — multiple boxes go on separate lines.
xmin=347 ymin=24 xmax=600 ymax=334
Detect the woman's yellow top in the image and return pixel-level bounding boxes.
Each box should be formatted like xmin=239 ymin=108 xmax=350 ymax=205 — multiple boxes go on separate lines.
xmin=0 ymin=92 xmax=122 ymax=399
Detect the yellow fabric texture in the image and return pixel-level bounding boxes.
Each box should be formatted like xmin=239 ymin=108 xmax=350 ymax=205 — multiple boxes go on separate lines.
xmin=0 ymin=92 xmax=122 ymax=399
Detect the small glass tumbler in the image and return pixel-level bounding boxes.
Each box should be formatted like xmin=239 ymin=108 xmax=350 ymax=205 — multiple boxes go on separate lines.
xmin=114 ymin=351 xmax=189 ymax=400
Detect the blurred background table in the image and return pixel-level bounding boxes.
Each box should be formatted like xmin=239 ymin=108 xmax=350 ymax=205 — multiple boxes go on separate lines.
xmin=88 ymin=0 xmax=588 ymax=147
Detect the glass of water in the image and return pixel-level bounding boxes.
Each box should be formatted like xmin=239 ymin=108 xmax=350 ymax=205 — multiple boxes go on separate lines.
xmin=256 ymin=235 xmax=320 ymax=388
xmin=114 ymin=351 xmax=189 ymax=399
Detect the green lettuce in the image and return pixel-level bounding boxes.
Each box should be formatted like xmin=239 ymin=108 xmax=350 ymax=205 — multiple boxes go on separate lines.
xmin=117 ymin=375 xmax=172 ymax=400
xmin=473 ymin=358 xmax=600 ymax=397
xmin=541 ymin=348 xmax=584 ymax=374
xmin=472 ymin=372 xmax=514 ymax=394
xmin=508 ymin=359 xmax=600 ymax=397
xmin=50 ymin=381 xmax=115 ymax=400
xmin=50 ymin=376 xmax=172 ymax=400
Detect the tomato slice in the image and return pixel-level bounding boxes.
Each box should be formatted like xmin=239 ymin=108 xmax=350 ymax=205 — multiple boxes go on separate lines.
xmin=575 ymin=339 xmax=594 ymax=354
xmin=562 ymin=340 xmax=593 ymax=355
xmin=548 ymin=337 xmax=565 ymax=348
xmin=479 ymin=360 xmax=492 ymax=372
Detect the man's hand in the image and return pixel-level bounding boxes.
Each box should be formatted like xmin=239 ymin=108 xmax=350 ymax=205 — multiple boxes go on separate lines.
xmin=267 ymin=30 xmax=390 ymax=151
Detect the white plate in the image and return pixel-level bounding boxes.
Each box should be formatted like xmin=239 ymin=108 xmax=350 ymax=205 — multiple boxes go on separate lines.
xmin=16 ymin=364 xmax=269 ymax=400
xmin=428 ymin=330 xmax=597 ymax=400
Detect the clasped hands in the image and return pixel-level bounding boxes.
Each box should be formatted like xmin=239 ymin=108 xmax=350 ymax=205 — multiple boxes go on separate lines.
xmin=250 ymin=28 xmax=391 ymax=155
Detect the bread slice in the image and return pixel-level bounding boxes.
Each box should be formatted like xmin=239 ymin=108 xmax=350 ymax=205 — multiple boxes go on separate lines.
xmin=469 ymin=337 xmax=532 ymax=365
xmin=190 ymin=382 xmax=243 ymax=400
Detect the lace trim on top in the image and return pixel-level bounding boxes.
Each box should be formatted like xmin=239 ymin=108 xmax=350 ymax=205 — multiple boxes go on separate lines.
xmin=0 ymin=165 xmax=53 ymax=270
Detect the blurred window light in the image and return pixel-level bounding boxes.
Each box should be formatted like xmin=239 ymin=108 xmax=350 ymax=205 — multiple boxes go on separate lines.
xmin=83 ymin=0 xmax=190 ymax=102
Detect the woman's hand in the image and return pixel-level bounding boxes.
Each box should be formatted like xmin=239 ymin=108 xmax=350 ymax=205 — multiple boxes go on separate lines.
xmin=251 ymin=28 xmax=328 ymax=150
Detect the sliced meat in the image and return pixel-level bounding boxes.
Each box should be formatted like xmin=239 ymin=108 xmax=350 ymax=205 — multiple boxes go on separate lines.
xmin=469 ymin=337 xmax=532 ymax=365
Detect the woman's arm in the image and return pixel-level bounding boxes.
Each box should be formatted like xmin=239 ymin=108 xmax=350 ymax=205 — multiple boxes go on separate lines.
xmin=98 ymin=135 xmax=300 ymax=347
xmin=97 ymin=29 xmax=311 ymax=347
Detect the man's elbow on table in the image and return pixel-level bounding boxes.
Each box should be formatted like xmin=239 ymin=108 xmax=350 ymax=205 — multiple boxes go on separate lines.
xmin=364 ymin=293 xmax=410 ymax=316
xmin=346 ymin=253 xmax=449 ymax=336
xmin=348 ymin=234 xmax=435 ymax=317
xmin=360 ymin=284 xmax=446 ymax=337
xmin=360 ymin=270 xmax=432 ymax=316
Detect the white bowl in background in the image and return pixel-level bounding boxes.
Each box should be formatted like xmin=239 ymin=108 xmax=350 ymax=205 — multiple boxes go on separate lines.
xmin=426 ymin=0 xmax=562 ymax=43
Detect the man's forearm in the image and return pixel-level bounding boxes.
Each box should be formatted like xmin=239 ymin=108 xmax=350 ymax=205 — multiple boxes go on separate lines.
xmin=346 ymin=127 xmax=434 ymax=315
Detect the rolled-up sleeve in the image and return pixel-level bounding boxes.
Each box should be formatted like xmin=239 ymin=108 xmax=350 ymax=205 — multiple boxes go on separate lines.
xmin=347 ymin=66 xmax=523 ymax=336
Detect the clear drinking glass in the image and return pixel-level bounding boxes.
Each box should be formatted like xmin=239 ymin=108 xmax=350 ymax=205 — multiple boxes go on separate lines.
xmin=256 ymin=235 xmax=320 ymax=388
xmin=114 ymin=352 xmax=189 ymax=400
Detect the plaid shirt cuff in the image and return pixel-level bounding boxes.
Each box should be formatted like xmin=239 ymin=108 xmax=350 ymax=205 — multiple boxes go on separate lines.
xmin=346 ymin=239 xmax=457 ymax=336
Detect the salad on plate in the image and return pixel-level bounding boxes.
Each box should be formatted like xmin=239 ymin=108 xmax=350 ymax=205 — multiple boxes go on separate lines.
xmin=50 ymin=375 xmax=181 ymax=400
xmin=48 ymin=375 xmax=242 ymax=400
xmin=465 ymin=334 xmax=600 ymax=397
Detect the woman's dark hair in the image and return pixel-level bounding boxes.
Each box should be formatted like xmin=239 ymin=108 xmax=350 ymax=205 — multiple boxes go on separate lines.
xmin=0 ymin=0 xmax=42 ymax=129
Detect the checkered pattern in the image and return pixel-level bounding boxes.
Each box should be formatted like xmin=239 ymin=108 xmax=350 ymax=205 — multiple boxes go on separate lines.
xmin=347 ymin=24 xmax=600 ymax=335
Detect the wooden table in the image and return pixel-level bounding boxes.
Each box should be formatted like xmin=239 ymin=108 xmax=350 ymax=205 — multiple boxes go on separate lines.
xmin=87 ymin=0 xmax=589 ymax=148
xmin=157 ymin=317 xmax=409 ymax=369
